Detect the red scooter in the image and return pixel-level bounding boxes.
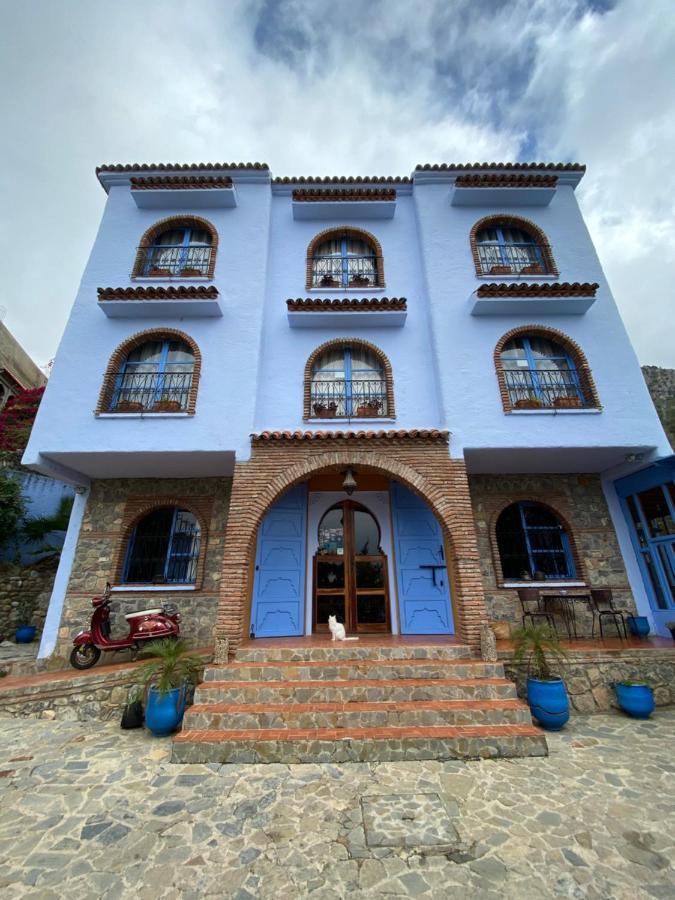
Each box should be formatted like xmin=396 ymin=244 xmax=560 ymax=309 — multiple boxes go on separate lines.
xmin=70 ymin=583 xmax=181 ymax=669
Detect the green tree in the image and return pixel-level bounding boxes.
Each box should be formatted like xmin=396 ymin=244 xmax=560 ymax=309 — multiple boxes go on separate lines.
xmin=0 ymin=470 xmax=25 ymax=550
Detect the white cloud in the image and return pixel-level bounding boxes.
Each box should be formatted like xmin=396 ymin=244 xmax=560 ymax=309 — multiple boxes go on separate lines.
xmin=0 ymin=0 xmax=673 ymax=366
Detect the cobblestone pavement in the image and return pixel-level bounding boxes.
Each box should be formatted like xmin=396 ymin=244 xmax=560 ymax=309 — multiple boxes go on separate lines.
xmin=0 ymin=711 xmax=673 ymax=899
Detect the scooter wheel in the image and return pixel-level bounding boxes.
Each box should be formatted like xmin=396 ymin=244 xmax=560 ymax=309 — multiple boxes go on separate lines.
xmin=69 ymin=644 xmax=101 ymax=670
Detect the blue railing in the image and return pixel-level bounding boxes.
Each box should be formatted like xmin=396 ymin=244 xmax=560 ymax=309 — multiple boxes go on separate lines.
xmin=311 ymin=255 xmax=379 ymax=288
xmin=311 ymin=379 xmax=387 ymax=417
xmin=110 ymin=371 xmax=193 ymax=412
xmin=504 ymin=368 xmax=586 ymax=408
xmin=139 ymin=244 xmax=212 ymax=277
xmin=477 ymin=242 xmax=547 ymax=275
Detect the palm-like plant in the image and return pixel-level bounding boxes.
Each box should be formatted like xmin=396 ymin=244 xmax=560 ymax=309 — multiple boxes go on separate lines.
xmin=512 ymin=623 xmax=568 ymax=681
xmin=134 ymin=639 xmax=203 ymax=696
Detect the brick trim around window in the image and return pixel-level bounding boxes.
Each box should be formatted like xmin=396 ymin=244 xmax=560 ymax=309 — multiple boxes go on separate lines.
xmin=113 ymin=495 xmax=214 ymax=589
xmin=469 ymin=214 xmax=558 ymax=277
xmin=305 ymin=226 xmax=385 ymax=290
xmin=494 ymin=324 xmax=601 ymax=413
xmin=95 ymin=327 xmax=202 ymax=416
xmin=131 ymin=215 xmax=219 ymax=278
xmin=488 ymin=497 xmax=585 ymax=587
xmin=303 ymin=337 xmax=395 ymax=420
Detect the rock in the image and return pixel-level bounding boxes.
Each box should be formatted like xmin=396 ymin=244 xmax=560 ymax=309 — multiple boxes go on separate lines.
xmin=561 ymin=848 xmax=588 ymax=867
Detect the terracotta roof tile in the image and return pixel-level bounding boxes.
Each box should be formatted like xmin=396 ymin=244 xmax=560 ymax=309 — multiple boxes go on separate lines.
xmin=416 ymin=162 xmax=585 ymax=172
xmin=286 ymin=297 xmax=407 ymax=311
xmin=274 ymin=175 xmax=410 ymax=185
xmin=292 ymin=188 xmax=396 ymax=202
xmin=130 ymin=176 xmax=233 ymax=190
xmin=454 ymin=173 xmax=558 ymax=187
xmin=252 ymin=429 xmax=449 ymax=443
xmin=97 ymin=286 xmax=219 ymax=300
xmin=97 ymin=162 xmax=268 ymax=173
xmin=476 ymin=282 xmax=598 ymax=298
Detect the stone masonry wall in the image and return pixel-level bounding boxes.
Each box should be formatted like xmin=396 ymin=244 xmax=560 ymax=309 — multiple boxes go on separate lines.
xmin=0 ymin=558 xmax=58 ymax=641
xmin=642 ymin=365 xmax=675 ymax=447
xmin=468 ymin=473 xmax=636 ymax=633
xmin=53 ymin=477 xmax=231 ymax=665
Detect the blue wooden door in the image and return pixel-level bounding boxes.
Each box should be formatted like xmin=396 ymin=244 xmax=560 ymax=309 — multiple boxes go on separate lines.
xmin=250 ymin=485 xmax=307 ymax=637
xmin=390 ymin=483 xmax=454 ymax=634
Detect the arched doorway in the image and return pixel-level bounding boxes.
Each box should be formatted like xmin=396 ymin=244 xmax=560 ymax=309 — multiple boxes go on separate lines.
xmin=314 ymin=500 xmax=390 ymax=633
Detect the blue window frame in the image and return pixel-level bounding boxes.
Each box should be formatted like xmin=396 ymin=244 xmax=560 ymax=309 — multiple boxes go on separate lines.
xmin=142 ymin=225 xmax=213 ymax=277
xmin=123 ymin=507 xmax=201 ymax=584
xmin=476 ymin=222 xmax=547 ymax=274
xmin=496 ymin=502 xmax=576 ymax=581
xmin=311 ymin=234 xmax=378 ymax=287
xmin=111 ymin=339 xmax=194 ymax=413
xmin=311 ymin=345 xmax=387 ymax=417
xmin=501 ymin=335 xmax=586 ymax=408
xmin=616 ymin=465 xmax=675 ymax=612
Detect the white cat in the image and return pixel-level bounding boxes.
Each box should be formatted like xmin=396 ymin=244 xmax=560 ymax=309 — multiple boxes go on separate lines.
xmin=328 ymin=615 xmax=359 ymax=641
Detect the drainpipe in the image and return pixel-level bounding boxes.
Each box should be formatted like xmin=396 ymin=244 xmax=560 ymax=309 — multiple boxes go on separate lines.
xmin=38 ymin=486 xmax=89 ymax=659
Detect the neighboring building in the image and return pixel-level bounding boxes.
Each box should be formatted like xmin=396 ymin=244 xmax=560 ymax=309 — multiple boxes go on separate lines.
xmin=0 ymin=321 xmax=47 ymax=410
xmin=23 ymin=160 xmax=673 ymax=668
xmin=642 ymin=366 xmax=675 ymax=447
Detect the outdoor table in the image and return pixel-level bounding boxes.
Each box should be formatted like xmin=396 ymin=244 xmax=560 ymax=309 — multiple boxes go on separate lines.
xmin=541 ymin=591 xmax=591 ymax=640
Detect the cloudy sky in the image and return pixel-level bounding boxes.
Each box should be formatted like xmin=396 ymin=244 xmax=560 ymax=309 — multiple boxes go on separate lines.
xmin=0 ymin=0 xmax=673 ymax=368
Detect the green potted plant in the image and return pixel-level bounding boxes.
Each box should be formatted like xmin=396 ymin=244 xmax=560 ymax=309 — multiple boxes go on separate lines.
xmin=313 ymin=401 xmax=338 ymax=418
xmin=515 ymin=396 xmax=544 ymax=410
xmin=512 ymin=623 xmax=569 ymax=730
xmin=553 ymin=396 xmax=583 ymax=410
xmin=152 ymin=399 xmax=183 ymax=413
xmin=134 ymin=639 xmax=203 ymax=736
xmin=356 ymin=400 xmax=381 ymax=417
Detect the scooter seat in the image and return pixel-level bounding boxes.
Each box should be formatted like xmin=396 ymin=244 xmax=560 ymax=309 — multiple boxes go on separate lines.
xmin=124 ymin=608 xmax=163 ymax=621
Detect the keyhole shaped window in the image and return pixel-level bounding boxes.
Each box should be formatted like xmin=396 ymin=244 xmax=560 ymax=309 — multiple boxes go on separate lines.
xmin=476 ymin=221 xmax=548 ymax=275
xmin=143 ymin=225 xmax=213 ymax=277
xmin=311 ymin=234 xmax=378 ymax=288
xmin=311 ymin=345 xmax=387 ymax=418
xmin=111 ymin=339 xmax=194 ymax=413
xmin=501 ymin=335 xmax=586 ymax=409
xmin=123 ymin=507 xmax=201 ymax=584
xmin=496 ymin=502 xmax=576 ymax=581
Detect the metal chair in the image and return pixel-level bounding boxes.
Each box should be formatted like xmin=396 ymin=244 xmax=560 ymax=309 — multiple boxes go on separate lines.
xmin=590 ymin=589 xmax=628 ymax=640
xmin=517 ymin=588 xmax=558 ymax=634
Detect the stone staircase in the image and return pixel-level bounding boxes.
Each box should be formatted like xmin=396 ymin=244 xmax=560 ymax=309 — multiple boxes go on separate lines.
xmin=172 ymin=642 xmax=547 ymax=764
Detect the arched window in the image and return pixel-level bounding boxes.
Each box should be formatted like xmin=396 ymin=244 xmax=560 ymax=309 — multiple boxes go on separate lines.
xmin=496 ymin=502 xmax=576 ymax=582
xmin=110 ymin=338 xmax=195 ymax=413
xmin=133 ymin=217 xmax=217 ymax=278
xmin=499 ymin=333 xmax=588 ymax=410
xmin=309 ymin=343 xmax=389 ymax=418
xmin=123 ymin=507 xmax=201 ymax=584
xmin=473 ymin=217 xmax=555 ymax=276
xmin=309 ymin=229 xmax=382 ymax=288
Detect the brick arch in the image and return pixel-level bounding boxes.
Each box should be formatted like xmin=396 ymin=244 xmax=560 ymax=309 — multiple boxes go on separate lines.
xmin=494 ymin=324 xmax=601 ymax=412
xmin=215 ymin=450 xmax=488 ymax=656
xmin=132 ymin=214 xmax=219 ymax=278
xmin=95 ymin=327 xmax=202 ymax=415
xmin=489 ymin=497 xmax=585 ymax=586
xmin=469 ymin=213 xmax=558 ymax=276
xmin=114 ymin=499 xmax=211 ymax=587
xmin=305 ymin=225 xmax=385 ymax=289
xmin=303 ymin=337 xmax=395 ymax=419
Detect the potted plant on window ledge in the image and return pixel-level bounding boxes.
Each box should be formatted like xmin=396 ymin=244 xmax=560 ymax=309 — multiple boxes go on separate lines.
xmin=152 ymin=399 xmax=184 ymax=413
xmin=514 ymin=396 xmax=544 ymax=410
xmin=553 ymin=396 xmax=583 ymax=410
xmin=356 ymin=400 xmax=381 ymax=418
xmin=313 ymin=401 xmax=338 ymax=418
xmin=319 ymin=274 xmax=340 ymax=288
xmin=115 ymin=400 xmax=145 ymax=413
xmin=179 ymin=267 xmax=204 ymax=278
xmin=350 ymin=274 xmax=371 ymax=287
xmin=489 ymin=264 xmax=512 ymax=275
xmin=512 ymin=622 xmax=570 ymax=730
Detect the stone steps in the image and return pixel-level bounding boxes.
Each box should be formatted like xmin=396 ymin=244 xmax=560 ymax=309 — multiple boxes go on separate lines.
xmin=202 ymin=658 xmax=504 ymax=682
xmin=194 ymin=676 xmax=520 ymax=705
xmin=235 ymin=644 xmax=472 ymax=663
xmin=185 ymin=697 xmax=533 ymax=730
xmin=172 ymin=723 xmax=547 ymax=764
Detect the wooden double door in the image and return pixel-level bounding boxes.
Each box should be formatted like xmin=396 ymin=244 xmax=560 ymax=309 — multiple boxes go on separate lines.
xmin=313 ymin=500 xmax=390 ymax=633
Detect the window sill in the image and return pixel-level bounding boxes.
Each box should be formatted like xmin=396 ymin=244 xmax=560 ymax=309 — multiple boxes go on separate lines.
xmin=96 ymin=412 xmax=192 ymax=418
xmin=508 ymin=408 xmax=601 ymax=415
xmin=307 ymin=417 xmax=396 ymax=423
xmin=476 ymin=273 xmax=558 ymax=281
xmin=502 ymin=581 xmax=587 ymax=589
xmin=306 ymin=286 xmax=386 ymax=293
xmin=111 ymin=584 xmax=197 ymax=592
xmin=130 ymin=276 xmax=213 ymax=283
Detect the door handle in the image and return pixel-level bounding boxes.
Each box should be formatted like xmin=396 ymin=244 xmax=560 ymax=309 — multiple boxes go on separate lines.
xmin=419 ymin=564 xmax=446 ymax=587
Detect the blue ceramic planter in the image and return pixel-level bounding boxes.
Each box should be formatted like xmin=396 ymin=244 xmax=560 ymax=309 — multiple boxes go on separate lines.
xmin=626 ymin=616 xmax=650 ymax=639
xmin=527 ymin=677 xmax=570 ymax=731
xmin=15 ymin=625 xmax=37 ymax=644
xmin=145 ymin=686 xmax=187 ymax=736
xmin=615 ymin=682 xmax=655 ymax=718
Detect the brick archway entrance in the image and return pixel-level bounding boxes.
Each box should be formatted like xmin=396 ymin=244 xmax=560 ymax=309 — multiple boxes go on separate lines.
xmin=214 ymin=431 xmax=489 ymax=660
